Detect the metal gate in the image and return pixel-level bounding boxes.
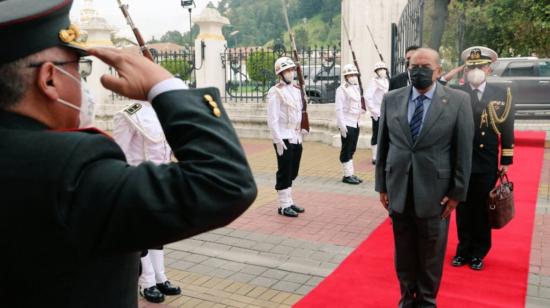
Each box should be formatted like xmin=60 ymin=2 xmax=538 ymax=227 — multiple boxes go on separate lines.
xmin=391 ymin=0 xmax=425 ymax=76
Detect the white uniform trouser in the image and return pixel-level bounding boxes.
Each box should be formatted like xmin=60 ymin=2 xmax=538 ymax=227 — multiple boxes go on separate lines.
xmin=139 ymin=249 xmax=168 ymax=288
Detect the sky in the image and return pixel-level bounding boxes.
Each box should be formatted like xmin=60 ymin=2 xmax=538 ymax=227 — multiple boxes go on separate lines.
xmin=70 ymin=0 xmax=221 ymax=41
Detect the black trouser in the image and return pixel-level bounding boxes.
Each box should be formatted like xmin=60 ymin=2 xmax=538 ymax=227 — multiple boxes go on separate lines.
xmin=339 ymin=126 xmax=359 ymax=163
xmin=390 ymin=179 xmax=449 ymax=308
xmin=371 ymin=117 xmax=379 ymax=146
xmin=455 ymin=173 xmax=498 ymax=259
xmin=274 ymin=140 xmax=302 ymax=190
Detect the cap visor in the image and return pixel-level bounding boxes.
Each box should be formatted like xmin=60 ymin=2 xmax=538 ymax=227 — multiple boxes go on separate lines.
xmin=62 ymin=42 xmax=89 ymax=57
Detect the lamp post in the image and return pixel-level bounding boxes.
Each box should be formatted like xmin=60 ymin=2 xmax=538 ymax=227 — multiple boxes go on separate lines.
xmin=229 ymin=30 xmax=239 ymax=48
xmin=181 ymin=0 xmax=196 ymax=86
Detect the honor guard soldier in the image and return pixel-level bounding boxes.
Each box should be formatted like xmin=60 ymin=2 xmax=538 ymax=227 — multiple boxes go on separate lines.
xmin=451 ymin=46 xmax=515 ymax=271
xmin=365 ymin=61 xmax=389 ymax=165
xmin=113 ymin=101 xmax=181 ymax=303
xmin=0 ymin=1 xmax=257 ymax=306
xmin=335 ymin=64 xmax=366 ymax=184
xmin=267 ymin=57 xmax=306 ymax=217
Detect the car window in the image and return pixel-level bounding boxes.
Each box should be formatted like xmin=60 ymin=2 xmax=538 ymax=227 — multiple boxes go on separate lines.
xmin=539 ymin=61 xmax=550 ymax=77
xmin=502 ymin=61 xmax=536 ymax=77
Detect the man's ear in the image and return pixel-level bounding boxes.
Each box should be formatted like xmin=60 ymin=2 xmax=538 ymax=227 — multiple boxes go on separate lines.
xmin=36 ymin=63 xmax=60 ymax=101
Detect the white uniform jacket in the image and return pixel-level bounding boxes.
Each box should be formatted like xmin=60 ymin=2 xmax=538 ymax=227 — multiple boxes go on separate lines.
xmin=335 ymin=82 xmax=364 ymax=129
xmin=267 ymin=82 xmax=303 ymax=144
xmin=113 ymin=101 xmax=172 ymax=166
xmin=366 ymin=77 xmax=389 ymax=120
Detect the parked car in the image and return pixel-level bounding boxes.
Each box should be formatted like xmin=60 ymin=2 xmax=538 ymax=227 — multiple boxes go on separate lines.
xmin=301 ymin=65 xmax=341 ymax=103
xmin=487 ymin=57 xmax=550 ymax=117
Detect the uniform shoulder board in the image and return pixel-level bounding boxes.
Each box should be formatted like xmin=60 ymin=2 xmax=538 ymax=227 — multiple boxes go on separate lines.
xmin=123 ymin=103 xmax=142 ymax=115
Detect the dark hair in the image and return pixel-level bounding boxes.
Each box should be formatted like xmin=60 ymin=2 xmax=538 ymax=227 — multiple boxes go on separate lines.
xmin=0 ymin=57 xmax=32 ymax=109
xmin=405 ymin=45 xmax=420 ymax=53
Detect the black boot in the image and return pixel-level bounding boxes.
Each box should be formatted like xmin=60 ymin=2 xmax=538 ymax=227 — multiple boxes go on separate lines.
xmin=278 ymin=207 xmax=298 ymax=217
xmin=342 ymin=176 xmax=360 ymax=185
xmin=156 ymin=281 xmax=182 ymax=296
xmin=141 ymin=286 xmax=165 ymax=303
xmin=290 ymin=204 xmax=305 ymax=213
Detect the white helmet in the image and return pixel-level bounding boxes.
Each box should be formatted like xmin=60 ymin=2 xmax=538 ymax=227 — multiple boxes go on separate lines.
xmin=274 ymin=57 xmax=296 ymax=74
xmin=342 ymin=64 xmax=359 ymax=76
xmin=374 ymin=61 xmax=388 ymax=72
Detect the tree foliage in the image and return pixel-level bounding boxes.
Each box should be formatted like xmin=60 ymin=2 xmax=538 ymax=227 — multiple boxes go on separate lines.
xmin=246 ymin=51 xmax=277 ymax=83
xmin=159 ymin=59 xmax=192 ymax=80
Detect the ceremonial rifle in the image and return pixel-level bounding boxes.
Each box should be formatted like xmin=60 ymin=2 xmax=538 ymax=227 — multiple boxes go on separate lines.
xmin=280 ymin=0 xmax=310 ymax=132
xmin=366 ymin=24 xmax=384 ymax=62
xmin=117 ymin=0 xmax=154 ymax=61
xmin=342 ymin=15 xmax=367 ymax=111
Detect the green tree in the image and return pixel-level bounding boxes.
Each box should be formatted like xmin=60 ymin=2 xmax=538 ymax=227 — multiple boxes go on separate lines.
xmin=246 ymin=51 xmax=277 ymax=83
xmin=159 ymin=59 xmax=192 ymax=80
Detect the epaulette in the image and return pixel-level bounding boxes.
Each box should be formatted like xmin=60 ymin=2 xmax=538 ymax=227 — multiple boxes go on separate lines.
xmin=123 ymin=103 xmax=142 ymax=115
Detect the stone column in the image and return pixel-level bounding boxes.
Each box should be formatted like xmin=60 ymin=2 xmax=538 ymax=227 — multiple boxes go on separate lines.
xmin=193 ymin=4 xmax=229 ymax=94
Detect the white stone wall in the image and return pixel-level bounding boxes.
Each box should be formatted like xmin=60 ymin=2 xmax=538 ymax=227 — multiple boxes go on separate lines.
xmin=341 ymin=0 xmax=408 ymax=83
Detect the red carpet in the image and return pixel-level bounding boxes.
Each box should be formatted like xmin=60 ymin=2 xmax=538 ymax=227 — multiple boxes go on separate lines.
xmin=295 ymin=131 xmax=546 ymax=308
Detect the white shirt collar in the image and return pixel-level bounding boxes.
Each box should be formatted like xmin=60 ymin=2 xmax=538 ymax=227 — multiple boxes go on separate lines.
xmin=469 ymin=81 xmax=487 ymax=94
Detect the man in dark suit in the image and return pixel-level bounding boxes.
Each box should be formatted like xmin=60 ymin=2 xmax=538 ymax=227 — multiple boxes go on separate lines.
xmin=0 ymin=1 xmax=257 ymax=307
xmin=389 ymin=45 xmax=419 ymax=90
xmin=451 ymin=46 xmax=514 ymax=271
xmin=376 ymin=48 xmax=474 ymax=307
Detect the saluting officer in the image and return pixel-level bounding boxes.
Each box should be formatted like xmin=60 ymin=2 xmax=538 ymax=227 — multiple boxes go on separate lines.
xmin=267 ymin=57 xmax=306 ymax=217
xmin=0 ymin=1 xmax=256 ymax=306
xmin=113 ymin=101 xmax=181 ymax=303
xmin=335 ymin=64 xmax=366 ymax=184
xmin=365 ymin=61 xmax=389 ymax=165
xmin=451 ymin=46 xmax=515 ymax=271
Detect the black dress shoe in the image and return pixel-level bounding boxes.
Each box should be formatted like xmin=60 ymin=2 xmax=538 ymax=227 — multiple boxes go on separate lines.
xmin=290 ymin=204 xmax=305 ymax=213
xmin=342 ymin=176 xmax=360 ymax=185
xmin=451 ymin=256 xmax=467 ymax=267
xmin=351 ymin=175 xmax=363 ymax=183
xmin=141 ymin=286 xmax=165 ymax=303
xmin=156 ymin=280 xmax=181 ymax=296
xmin=470 ymin=258 xmax=484 ymax=270
xmin=278 ymin=207 xmax=298 ymax=217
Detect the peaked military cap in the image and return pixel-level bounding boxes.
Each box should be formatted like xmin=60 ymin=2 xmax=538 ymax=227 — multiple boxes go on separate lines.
xmin=461 ymin=46 xmax=498 ymax=66
xmin=0 ymin=0 xmax=87 ymax=64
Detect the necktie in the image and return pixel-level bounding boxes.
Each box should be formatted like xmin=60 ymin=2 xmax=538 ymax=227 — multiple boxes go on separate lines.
xmin=474 ymin=89 xmax=482 ymax=101
xmin=410 ymin=95 xmax=426 ymax=142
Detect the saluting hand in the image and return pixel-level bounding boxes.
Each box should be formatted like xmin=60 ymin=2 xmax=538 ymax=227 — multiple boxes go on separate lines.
xmin=440 ymin=196 xmax=459 ymax=219
xmin=87 ymin=47 xmax=173 ymax=101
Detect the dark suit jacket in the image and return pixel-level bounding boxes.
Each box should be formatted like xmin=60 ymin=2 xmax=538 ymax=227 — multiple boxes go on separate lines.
xmin=0 ymin=88 xmax=257 ymax=307
xmin=375 ymin=84 xmax=474 ymax=217
xmin=389 ymin=72 xmax=409 ymax=91
xmin=456 ymin=83 xmax=515 ymax=174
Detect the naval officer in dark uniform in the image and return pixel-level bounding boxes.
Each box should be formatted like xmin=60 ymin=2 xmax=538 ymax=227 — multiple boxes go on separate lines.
xmin=451 ymin=46 xmax=515 ymax=271
xmin=0 ymin=1 xmax=257 ymax=307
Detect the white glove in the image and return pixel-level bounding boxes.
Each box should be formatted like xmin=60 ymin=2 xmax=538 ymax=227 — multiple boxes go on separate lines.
xmin=339 ymin=126 xmax=348 ymax=138
xmin=275 ymin=141 xmax=287 ymax=156
xmin=301 ymin=129 xmax=309 ymax=136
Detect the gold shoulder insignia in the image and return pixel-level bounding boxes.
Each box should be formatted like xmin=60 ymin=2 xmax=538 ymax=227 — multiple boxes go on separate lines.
xmin=124 ymin=103 xmax=142 ymax=115
xmin=204 ymin=94 xmax=221 ymax=118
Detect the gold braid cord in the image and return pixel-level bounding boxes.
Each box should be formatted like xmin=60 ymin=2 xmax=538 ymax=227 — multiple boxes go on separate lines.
xmin=487 ymin=87 xmax=512 ymax=135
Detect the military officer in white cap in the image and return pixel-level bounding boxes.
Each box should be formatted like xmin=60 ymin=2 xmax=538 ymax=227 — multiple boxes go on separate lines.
xmin=113 ymin=102 xmax=182 ymax=303
xmin=366 ymin=61 xmax=389 ymax=165
xmin=335 ymin=64 xmax=366 ymax=184
xmin=267 ymin=56 xmax=306 ymax=217
xmin=451 ymin=46 xmax=514 ymax=271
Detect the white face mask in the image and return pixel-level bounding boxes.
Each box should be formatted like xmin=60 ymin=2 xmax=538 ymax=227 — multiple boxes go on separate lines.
xmin=467 ymin=68 xmax=487 ymax=87
xmin=282 ymin=71 xmax=295 ymax=84
xmin=347 ymin=76 xmax=359 ymax=85
xmin=54 ymin=65 xmax=96 ymax=128
xmin=377 ymin=69 xmax=388 ymax=78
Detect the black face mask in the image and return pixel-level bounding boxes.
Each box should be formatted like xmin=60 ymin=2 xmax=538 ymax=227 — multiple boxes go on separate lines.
xmin=408 ymin=67 xmax=434 ymax=90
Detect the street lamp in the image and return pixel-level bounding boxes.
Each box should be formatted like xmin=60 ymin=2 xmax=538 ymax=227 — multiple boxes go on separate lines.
xmin=229 ymin=30 xmax=239 ymax=48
